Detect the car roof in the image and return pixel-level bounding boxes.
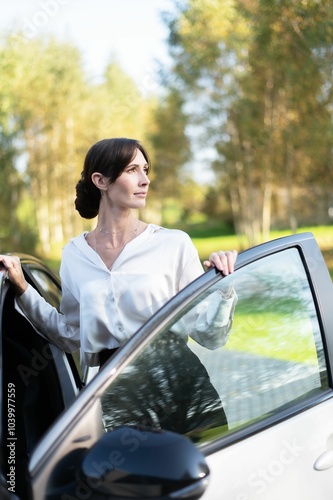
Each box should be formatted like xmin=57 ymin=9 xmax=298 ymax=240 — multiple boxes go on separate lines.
xmin=4 ymin=253 xmax=60 ymax=285
xmin=3 ymin=252 xmax=57 ymax=272
xmin=5 ymin=252 xmax=45 ymax=265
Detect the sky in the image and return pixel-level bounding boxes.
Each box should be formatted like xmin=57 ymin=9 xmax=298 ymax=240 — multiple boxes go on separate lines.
xmin=0 ymin=0 xmax=173 ymax=93
xmin=0 ymin=0 xmax=217 ymax=182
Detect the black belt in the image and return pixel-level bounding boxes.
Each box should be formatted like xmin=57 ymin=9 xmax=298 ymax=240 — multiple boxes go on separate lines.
xmin=99 ymin=348 xmax=119 ymax=366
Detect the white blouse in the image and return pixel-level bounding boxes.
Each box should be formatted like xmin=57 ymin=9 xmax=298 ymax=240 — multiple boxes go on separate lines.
xmin=16 ymin=224 xmax=236 ymax=366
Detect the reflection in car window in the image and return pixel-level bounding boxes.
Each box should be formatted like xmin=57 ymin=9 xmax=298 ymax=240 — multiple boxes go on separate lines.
xmin=28 ymin=267 xmax=83 ymax=381
xmin=99 ymin=248 xmax=328 ymax=446
xmin=29 ymin=268 xmax=62 ymax=309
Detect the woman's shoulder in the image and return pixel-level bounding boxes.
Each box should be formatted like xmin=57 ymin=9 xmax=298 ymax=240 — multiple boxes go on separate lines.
xmin=61 ymin=232 xmax=97 ymax=269
xmin=149 ymin=224 xmax=191 ymax=239
xmin=60 ymin=232 xmax=95 ymax=281
xmin=148 ymin=224 xmax=194 ymax=250
xmin=62 ymin=232 xmax=87 ymax=254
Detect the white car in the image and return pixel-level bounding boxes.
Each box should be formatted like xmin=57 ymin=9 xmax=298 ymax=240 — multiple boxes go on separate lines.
xmin=1 ymin=232 xmax=333 ymax=499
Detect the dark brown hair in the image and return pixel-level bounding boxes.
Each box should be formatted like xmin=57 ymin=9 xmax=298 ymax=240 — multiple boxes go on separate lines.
xmin=75 ymin=138 xmax=151 ymax=219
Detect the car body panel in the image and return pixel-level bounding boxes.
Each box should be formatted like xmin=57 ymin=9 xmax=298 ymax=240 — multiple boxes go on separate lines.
xmin=205 ymin=397 xmax=333 ymax=499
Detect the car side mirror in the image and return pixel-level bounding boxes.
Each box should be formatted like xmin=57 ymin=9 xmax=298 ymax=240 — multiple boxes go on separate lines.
xmin=78 ymin=425 xmax=210 ymax=499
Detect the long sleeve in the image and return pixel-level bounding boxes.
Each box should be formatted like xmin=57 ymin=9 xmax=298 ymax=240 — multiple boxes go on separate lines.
xmin=15 ymin=282 xmax=80 ymax=352
xmin=191 ymin=288 xmax=238 ymax=349
xmin=171 ymin=287 xmax=238 ymax=350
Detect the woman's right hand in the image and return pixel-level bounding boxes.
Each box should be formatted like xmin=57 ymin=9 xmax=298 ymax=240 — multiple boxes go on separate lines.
xmin=0 ymin=255 xmax=28 ymax=295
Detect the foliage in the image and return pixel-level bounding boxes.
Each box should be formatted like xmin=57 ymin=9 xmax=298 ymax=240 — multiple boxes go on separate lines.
xmin=164 ymin=0 xmax=333 ymax=245
xmin=148 ymin=87 xmax=191 ymax=223
xmin=1 ymin=4 xmax=333 ymax=255
xmin=0 ymin=33 xmax=155 ymax=254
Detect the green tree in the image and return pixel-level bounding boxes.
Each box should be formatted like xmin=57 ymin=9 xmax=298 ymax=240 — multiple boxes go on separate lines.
xmin=0 ymin=34 xmax=88 ymax=253
xmin=81 ymin=57 xmax=152 ymax=144
xmin=0 ymin=35 xmax=38 ymax=250
xmin=0 ymin=34 xmax=155 ymax=255
xmin=148 ymin=88 xmax=191 ymax=224
xmin=165 ymin=0 xmax=333 ymax=245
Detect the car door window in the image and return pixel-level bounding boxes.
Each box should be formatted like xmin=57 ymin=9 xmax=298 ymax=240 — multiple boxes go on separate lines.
xmin=28 ymin=268 xmax=62 ymax=309
xmin=98 ymin=247 xmax=328 ymax=445
xmin=25 ymin=266 xmax=85 ymax=381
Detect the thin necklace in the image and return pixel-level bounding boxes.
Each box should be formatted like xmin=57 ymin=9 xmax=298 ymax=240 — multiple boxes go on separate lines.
xmin=93 ymin=219 xmax=139 ymax=252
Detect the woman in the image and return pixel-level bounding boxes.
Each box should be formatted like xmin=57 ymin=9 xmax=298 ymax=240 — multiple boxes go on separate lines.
xmin=0 ymin=138 xmax=237 ymax=368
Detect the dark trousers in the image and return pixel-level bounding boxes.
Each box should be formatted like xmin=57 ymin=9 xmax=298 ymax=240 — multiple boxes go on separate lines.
xmin=101 ymin=331 xmax=228 ymax=441
xmin=99 ymin=347 xmax=119 ymax=366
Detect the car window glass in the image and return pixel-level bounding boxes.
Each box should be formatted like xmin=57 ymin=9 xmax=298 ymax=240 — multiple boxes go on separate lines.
xmin=98 ymin=248 xmax=328 ymax=446
xmin=28 ymin=268 xmax=82 ymax=380
xmin=29 ymin=268 xmax=62 ymax=309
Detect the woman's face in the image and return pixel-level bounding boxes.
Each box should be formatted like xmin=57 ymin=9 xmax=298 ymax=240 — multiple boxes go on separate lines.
xmin=106 ymin=149 xmax=150 ymax=210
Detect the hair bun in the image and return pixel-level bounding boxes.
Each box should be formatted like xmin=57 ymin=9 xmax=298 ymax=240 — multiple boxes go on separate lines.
xmin=75 ymin=179 xmax=99 ymax=219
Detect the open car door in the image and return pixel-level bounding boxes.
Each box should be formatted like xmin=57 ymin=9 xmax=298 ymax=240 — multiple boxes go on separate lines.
xmin=0 ymin=261 xmax=81 ymax=499
xmin=2 ymin=233 xmax=333 ymax=499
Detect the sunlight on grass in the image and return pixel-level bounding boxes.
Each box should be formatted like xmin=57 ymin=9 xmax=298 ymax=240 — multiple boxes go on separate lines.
xmin=226 ymin=312 xmax=318 ymax=365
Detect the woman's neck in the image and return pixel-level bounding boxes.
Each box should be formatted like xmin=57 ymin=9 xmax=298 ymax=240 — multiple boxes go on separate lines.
xmin=96 ymin=214 xmax=138 ymax=248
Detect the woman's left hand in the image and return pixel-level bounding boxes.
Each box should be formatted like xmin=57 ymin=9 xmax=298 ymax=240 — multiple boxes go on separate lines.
xmin=204 ymin=250 xmax=238 ymax=275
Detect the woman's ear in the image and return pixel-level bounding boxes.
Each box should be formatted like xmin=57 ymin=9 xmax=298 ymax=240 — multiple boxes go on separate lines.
xmin=91 ymin=172 xmax=108 ymax=191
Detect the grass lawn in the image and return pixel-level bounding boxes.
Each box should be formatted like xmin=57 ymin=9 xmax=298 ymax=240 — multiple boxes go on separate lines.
xmin=225 ymin=309 xmax=318 ymax=365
